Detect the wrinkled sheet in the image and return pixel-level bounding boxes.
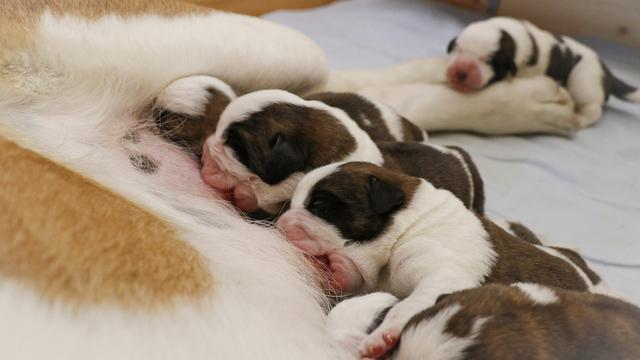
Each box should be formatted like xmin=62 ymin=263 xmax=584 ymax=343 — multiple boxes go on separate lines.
xmin=265 ymin=0 xmax=640 ymax=301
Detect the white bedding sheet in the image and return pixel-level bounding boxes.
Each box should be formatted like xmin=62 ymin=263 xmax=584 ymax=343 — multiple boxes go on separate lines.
xmin=265 ymin=0 xmax=640 ymax=302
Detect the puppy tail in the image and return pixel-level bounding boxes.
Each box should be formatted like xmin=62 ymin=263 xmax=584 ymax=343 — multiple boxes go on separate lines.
xmin=602 ymin=63 xmax=640 ymax=103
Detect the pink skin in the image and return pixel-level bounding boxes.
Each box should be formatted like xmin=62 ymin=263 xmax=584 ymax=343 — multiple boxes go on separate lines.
xmin=359 ymin=330 xmax=399 ymax=359
xmin=446 ymin=54 xmax=486 ymax=92
xmin=200 ymin=140 xmax=259 ymax=211
xmin=277 ymin=210 xmax=364 ymax=294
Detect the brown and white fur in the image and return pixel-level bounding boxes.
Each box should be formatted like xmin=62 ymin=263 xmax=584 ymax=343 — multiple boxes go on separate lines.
xmin=332 ymin=284 xmax=640 ymax=360
xmin=447 ymin=17 xmax=640 ymax=129
xmin=277 ymin=162 xmax=613 ymax=358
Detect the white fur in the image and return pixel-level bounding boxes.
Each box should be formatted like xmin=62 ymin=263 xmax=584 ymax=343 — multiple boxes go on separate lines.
xmin=512 ymin=283 xmax=559 ymax=305
xmin=358 ymin=76 xmax=577 ymax=135
xmin=155 ymin=75 xmax=236 ymax=116
xmin=394 ymin=304 xmax=489 ymax=360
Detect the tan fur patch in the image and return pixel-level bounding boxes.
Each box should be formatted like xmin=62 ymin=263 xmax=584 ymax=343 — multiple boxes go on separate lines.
xmin=0 ymin=137 xmax=213 ymax=309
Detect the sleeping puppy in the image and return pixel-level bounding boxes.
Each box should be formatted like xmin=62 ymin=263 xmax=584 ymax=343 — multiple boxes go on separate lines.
xmin=152 ymin=75 xmax=237 ymax=158
xmin=200 ymin=89 xmax=483 ymax=215
xmin=446 ymin=17 xmax=640 ymax=128
xmin=333 ymin=285 xmax=640 ymax=360
xmin=277 ymin=162 xmax=610 ymax=359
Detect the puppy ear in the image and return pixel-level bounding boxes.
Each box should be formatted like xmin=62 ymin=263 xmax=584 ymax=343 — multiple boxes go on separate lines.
xmin=367 ymin=176 xmax=404 ymax=215
xmin=262 ymin=134 xmax=307 ymax=185
xmin=507 ymin=58 xmax=518 ymax=76
xmin=447 ymin=37 xmax=458 ymax=54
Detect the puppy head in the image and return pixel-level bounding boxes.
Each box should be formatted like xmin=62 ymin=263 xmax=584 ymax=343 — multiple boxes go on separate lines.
xmin=201 ymin=90 xmax=383 ymax=214
xmin=446 ymin=18 xmax=523 ymax=92
xmin=277 ymin=162 xmax=424 ymax=295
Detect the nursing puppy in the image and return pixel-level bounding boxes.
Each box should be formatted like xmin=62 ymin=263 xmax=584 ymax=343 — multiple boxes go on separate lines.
xmin=447 ymin=17 xmax=640 ymax=127
xmin=153 ymin=75 xmax=237 ymax=158
xmin=277 ymin=162 xmax=608 ymax=358
xmin=200 ymin=90 xmax=482 ymax=215
xmin=332 ymin=285 xmax=640 ymax=360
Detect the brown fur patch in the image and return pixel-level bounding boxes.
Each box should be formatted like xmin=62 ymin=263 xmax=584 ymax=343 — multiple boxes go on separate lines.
xmin=0 ymin=137 xmax=213 ymax=309
xmin=404 ymin=285 xmax=640 ymax=360
xmin=224 ymin=103 xmax=357 ymax=178
xmin=507 ymin=221 xmax=543 ymax=245
xmin=156 ymin=86 xmax=232 ymax=158
xmin=378 ymin=142 xmax=484 ymax=214
xmin=481 ymin=218 xmax=590 ymax=291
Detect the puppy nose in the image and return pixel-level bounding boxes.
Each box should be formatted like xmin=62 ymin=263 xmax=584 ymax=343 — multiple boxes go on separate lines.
xmin=455 ymin=70 xmax=468 ymax=82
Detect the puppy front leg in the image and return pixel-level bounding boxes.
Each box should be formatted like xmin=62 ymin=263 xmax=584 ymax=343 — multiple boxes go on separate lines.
xmin=358 ymin=279 xmax=469 ymax=359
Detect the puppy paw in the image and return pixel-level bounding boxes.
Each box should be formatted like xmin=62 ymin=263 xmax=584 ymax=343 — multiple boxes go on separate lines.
xmin=153 ymin=75 xmax=236 ymax=156
xmin=359 ymin=326 xmax=401 ymax=359
xmin=555 ymin=86 xmax=572 ymax=105
xmin=155 ymin=75 xmax=235 ymax=117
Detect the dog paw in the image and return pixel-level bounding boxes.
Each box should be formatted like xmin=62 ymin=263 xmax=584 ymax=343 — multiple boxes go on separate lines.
xmin=155 ymin=75 xmax=236 ymax=117
xmin=153 ymin=76 xmax=236 ymax=156
xmin=358 ymin=323 xmax=402 ymax=359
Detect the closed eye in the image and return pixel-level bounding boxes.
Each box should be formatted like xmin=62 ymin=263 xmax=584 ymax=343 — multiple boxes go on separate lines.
xmin=270 ymin=133 xmax=285 ymax=149
xmin=307 ymin=191 xmax=344 ymax=219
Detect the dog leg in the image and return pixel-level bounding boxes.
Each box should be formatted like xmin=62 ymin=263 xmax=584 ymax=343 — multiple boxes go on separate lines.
xmin=318 ymin=58 xmax=449 ymax=93
xmin=356 ymin=76 xmax=578 ymax=135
